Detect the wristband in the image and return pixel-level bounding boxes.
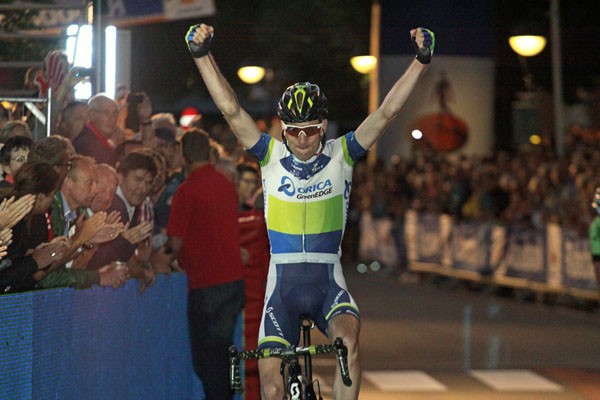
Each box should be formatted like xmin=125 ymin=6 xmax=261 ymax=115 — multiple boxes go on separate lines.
xmin=412 ymin=28 xmax=435 ymax=64
xmin=186 ymin=24 xmax=213 ymax=58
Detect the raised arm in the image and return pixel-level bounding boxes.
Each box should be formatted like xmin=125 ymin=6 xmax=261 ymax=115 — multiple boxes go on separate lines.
xmin=355 ymin=27 xmax=435 ymax=150
xmin=186 ymin=24 xmax=261 ymax=149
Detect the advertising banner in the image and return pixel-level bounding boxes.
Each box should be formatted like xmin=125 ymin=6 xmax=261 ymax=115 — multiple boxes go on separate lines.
xmin=450 ymin=220 xmax=492 ymax=274
xmin=503 ymin=225 xmax=546 ymax=282
xmin=405 ymin=211 xmax=444 ymax=264
xmin=561 ymin=229 xmax=598 ymax=290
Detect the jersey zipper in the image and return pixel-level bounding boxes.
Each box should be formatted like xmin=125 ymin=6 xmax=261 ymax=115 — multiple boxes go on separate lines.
xmin=301 ymin=179 xmax=307 ymax=262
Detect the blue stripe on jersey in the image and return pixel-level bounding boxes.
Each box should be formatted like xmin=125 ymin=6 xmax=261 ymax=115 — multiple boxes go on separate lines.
xmin=269 ymin=230 xmax=302 ymax=253
xmin=345 ymin=131 xmax=367 ymax=161
xmin=305 ymin=231 xmax=343 ymax=253
xmin=268 ymin=230 xmax=342 ymax=254
xmin=280 ymin=152 xmax=331 ymax=180
xmin=246 ymin=132 xmax=271 ymax=162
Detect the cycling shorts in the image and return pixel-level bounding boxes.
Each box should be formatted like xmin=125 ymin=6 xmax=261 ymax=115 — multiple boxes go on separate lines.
xmin=257 ymin=261 xmax=359 ymax=350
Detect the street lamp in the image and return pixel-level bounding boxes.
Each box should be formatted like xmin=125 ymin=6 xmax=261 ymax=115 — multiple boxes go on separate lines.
xmin=350 ymin=55 xmax=377 ymax=74
xmin=350 ymin=1 xmax=380 ymax=166
xmin=508 ymin=35 xmax=547 ymax=57
xmin=508 ymin=1 xmax=564 ymax=157
xmin=508 ymin=22 xmax=547 ymax=91
xmin=237 ymin=66 xmax=265 ymax=84
xmin=509 ymin=32 xmax=546 ymax=147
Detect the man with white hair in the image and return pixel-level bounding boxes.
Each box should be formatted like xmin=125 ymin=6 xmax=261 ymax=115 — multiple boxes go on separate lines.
xmin=73 ymin=94 xmax=120 ymax=166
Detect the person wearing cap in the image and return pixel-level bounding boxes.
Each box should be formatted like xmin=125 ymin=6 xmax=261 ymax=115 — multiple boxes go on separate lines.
xmin=185 ymin=23 xmax=434 ymax=399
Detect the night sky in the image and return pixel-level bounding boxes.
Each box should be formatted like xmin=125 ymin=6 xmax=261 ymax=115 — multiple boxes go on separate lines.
xmin=121 ymin=1 xmax=600 ymax=145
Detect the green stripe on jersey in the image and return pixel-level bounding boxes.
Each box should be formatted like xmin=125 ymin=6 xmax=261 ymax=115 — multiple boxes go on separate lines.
xmin=305 ymin=194 xmax=344 ymax=234
xmin=342 ymin=135 xmax=354 ymax=166
xmin=267 ymin=194 xmax=344 ymax=234
xmin=260 ymin=136 xmax=276 ymax=167
xmin=268 ymin=195 xmax=303 ymax=234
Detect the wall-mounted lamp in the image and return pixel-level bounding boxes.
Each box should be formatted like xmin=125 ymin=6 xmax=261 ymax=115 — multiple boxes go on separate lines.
xmin=350 ymin=55 xmax=377 ymax=74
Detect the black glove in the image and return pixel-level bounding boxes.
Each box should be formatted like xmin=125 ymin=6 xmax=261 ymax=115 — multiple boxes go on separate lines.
xmin=412 ymin=27 xmax=435 ymax=64
xmin=185 ymin=24 xmax=213 ymax=58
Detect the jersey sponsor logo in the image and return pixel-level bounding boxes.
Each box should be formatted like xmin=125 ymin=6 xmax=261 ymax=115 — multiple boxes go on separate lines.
xmin=278 ymin=176 xmax=333 ymax=199
xmin=278 ymin=176 xmax=295 ymax=196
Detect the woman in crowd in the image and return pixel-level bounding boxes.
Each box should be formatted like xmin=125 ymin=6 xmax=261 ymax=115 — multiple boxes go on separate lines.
xmin=0 ymin=162 xmax=70 ymax=293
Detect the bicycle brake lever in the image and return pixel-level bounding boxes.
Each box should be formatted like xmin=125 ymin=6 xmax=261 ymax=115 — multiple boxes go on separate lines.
xmin=229 ymin=346 xmax=243 ymax=393
xmin=333 ymin=338 xmax=353 ymax=386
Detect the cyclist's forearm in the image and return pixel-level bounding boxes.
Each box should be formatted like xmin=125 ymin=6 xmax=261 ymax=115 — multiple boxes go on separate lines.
xmin=194 ymin=55 xmax=260 ymax=148
xmin=355 ymin=59 xmax=427 ymax=150
xmin=194 ymin=55 xmax=238 ymax=116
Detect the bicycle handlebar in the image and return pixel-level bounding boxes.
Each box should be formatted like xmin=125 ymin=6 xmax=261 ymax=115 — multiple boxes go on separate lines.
xmin=229 ymin=337 xmax=353 ymax=393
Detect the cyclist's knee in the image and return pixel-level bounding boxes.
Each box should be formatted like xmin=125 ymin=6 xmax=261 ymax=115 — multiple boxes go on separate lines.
xmin=340 ymin=332 xmax=359 ymax=361
xmin=328 ymin=314 xmax=360 ymax=354
xmin=261 ymin=381 xmax=284 ymax=400
xmin=259 ymin=358 xmax=283 ymax=400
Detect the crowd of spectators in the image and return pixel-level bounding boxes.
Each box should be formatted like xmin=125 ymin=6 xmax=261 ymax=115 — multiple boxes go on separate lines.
xmin=350 ymin=127 xmax=599 ymax=238
xmin=0 ymin=73 xmax=267 ymax=296
xmin=341 ymin=128 xmax=599 ymax=273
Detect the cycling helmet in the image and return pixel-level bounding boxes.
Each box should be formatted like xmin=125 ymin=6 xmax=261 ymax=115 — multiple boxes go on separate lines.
xmin=277 ymin=82 xmax=328 ymax=123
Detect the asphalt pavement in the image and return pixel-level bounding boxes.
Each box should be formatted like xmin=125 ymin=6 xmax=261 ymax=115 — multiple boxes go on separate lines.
xmin=307 ymin=263 xmax=600 ymax=399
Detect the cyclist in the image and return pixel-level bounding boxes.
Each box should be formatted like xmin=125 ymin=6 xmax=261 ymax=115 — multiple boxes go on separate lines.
xmin=186 ymin=23 xmax=434 ymax=400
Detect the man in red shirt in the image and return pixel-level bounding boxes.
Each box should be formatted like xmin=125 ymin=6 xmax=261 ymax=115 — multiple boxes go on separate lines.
xmin=166 ymin=128 xmax=245 ymax=400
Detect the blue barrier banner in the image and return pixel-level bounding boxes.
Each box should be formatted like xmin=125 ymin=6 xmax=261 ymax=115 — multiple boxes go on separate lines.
xmin=561 ymin=229 xmax=598 ymax=290
xmin=0 ymin=291 xmax=35 ymax=399
xmin=504 ymin=225 xmax=546 ymax=282
xmin=450 ymin=221 xmax=492 ymax=273
xmin=1 ymin=274 xmax=207 ymax=400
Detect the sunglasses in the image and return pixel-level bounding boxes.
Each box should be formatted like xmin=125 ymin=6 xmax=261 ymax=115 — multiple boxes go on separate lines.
xmin=282 ymin=122 xmax=323 ymax=138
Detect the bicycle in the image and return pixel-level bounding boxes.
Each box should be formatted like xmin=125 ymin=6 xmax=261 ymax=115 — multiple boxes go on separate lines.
xmin=229 ymin=316 xmax=352 ymax=400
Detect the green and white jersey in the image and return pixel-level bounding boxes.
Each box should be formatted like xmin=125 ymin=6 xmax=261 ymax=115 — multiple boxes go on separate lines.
xmin=247 ymin=131 xmax=367 ymax=264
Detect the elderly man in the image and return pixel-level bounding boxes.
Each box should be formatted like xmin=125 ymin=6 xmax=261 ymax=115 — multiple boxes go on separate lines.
xmin=73 ymin=94 xmax=120 ymax=165
xmin=52 ymin=155 xmax=98 ymax=237
xmin=91 ymin=163 xmax=119 ymax=213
